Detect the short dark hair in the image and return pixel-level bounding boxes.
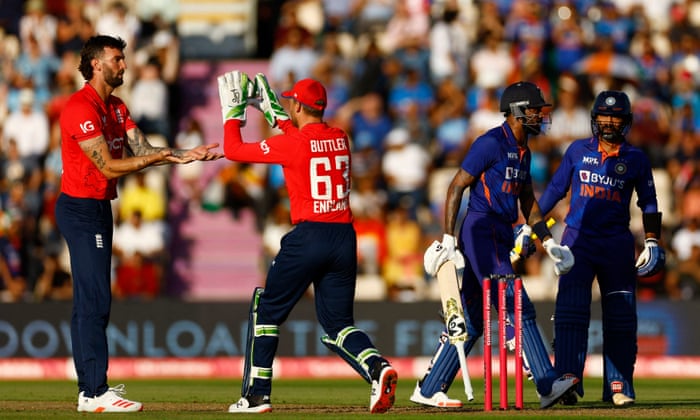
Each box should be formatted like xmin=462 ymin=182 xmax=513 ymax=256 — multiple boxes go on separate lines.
xmin=78 ymin=35 xmax=127 ymax=81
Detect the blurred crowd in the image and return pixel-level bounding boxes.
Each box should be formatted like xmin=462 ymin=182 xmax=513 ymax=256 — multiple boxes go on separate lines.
xmin=2 ymin=0 xmax=700 ymax=303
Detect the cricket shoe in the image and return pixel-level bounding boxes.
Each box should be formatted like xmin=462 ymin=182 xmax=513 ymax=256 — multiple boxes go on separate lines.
xmin=612 ymin=393 xmax=635 ymax=407
xmin=369 ymin=359 xmax=397 ymax=413
xmin=560 ymin=388 xmax=578 ymax=406
xmin=77 ymin=384 xmax=143 ymax=413
xmin=228 ymin=395 xmax=272 ymax=413
xmin=539 ymin=374 xmax=579 ymax=409
xmin=409 ymin=382 xmax=462 ymax=408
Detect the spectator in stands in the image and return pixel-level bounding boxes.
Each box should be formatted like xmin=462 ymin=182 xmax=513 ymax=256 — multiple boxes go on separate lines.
xmin=545 ymin=74 xmax=591 ymax=158
xmin=12 ymin=33 xmax=61 ymax=110
xmin=348 ymin=36 xmax=389 ymax=99
xmin=428 ymin=0 xmax=471 ymax=89
xmin=549 ymin=2 xmax=587 ymax=75
xmin=2 ymin=88 xmax=49 ymax=173
xmin=268 ymin=25 xmax=318 ymax=89
xmin=667 ymin=216 xmax=700 ymax=299
xmin=113 ymin=209 xmax=166 ymax=300
xmin=382 ymin=0 xmax=429 ymax=54
xmin=344 ymin=92 xmax=393 ymax=155
xmin=0 ymin=210 xmax=26 ymax=302
xmin=381 ymin=127 xmax=431 ymax=220
xmin=118 ymin=170 xmax=166 ymax=225
xmin=469 ymin=29 xmax=514 ymax=94
xmin=54 ymin=0 xmax=92 ymax=56
xmin=173 ymin=117 xmax=205 ymax=207
xmin=382 ymin=203 xmax=424 ymax=301
xmin=429 ymin=77 xmax=470 ymax=167
xmin=129 ymin=57 xmax=170 ymax=141
xmin=19 ymin=0 xmax=57 ymax=56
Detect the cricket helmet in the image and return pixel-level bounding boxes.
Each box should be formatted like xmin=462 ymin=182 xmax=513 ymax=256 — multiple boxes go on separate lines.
xmin=500 ymin=81 xmax=552 ymax=135
xmin=590 ymin=90 xmax=632 ymax=144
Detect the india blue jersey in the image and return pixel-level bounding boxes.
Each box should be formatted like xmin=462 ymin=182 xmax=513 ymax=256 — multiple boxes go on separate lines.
xmin=539 ymin=137 xmax=658 ymax=237
xmin=462 ymin=123 xmax=531 ymax=224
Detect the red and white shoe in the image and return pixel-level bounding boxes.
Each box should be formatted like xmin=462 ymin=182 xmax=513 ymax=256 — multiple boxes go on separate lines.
xmin=369 ymin=361 xmax=398 ymax=413
xmin=77 ymin=384 xmax=143 ymax=413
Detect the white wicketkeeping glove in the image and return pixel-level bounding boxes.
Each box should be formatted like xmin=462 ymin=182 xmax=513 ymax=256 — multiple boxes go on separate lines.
xmin=253 ymin=73 xmax=290 ymax=128
xmin=217 ymin=70 xmax=253 ymax=125
xmin=441 ymin=233 xmax=465 ymax=271
xmin=424 ymin=240 xmax=449 ymax=277
xmin=542 ymin=238 xmax=575 ymax=275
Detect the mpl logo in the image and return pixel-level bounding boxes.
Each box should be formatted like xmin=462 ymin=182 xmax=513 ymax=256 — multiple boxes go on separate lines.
xmin=79 ymin=120 xmax=94 ymax=133
xmin=582 ymin=156 xmax=599 ymax=165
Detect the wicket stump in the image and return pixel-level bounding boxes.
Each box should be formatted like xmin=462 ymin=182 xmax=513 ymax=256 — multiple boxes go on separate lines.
xmin=483 ymin=274 xmax=523 ymax=411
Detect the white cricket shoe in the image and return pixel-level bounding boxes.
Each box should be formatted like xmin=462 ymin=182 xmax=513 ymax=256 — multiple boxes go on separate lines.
xmin=77 ymin=384 xmax=143 ymax=413
xmin=612 ymin=393 xmax=635 ymax=407
xmin=369 ymin=360 xmax=397 ymax=413
xmin=409 ymin=382 xmax=462 ymax=408
xmin=228 ymin=395 xmax=272 ymax=413
xmin=539 ymin=374 xmax=579 ymax=409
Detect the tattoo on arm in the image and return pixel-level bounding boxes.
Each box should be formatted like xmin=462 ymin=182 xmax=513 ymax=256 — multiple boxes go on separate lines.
xmin=127 ymin=127 xmax=166 ymax=156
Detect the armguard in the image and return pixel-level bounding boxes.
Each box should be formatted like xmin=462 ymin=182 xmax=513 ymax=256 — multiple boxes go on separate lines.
xmin=532 ymin=220 xmax=553 ymax=241
xmin=642 ymin=212 xmax=662 ymax=238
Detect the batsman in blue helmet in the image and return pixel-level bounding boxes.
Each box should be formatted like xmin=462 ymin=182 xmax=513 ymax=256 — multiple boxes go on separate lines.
xmin=538 ymin=90 xmax=665 ymax=407
xmin=415 ymin=81 xmax=579 ymax=409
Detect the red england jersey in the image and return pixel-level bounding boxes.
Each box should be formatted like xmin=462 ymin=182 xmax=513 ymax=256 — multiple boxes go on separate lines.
xmin=223 ymin=119 xmax=353 ymax=224
xmin=59 ymin=83 xmax=136 ymax=200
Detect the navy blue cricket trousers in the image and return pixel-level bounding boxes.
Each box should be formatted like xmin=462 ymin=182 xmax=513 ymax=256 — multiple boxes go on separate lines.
xmin=257 ymin=221 xmax=357 ymax=334
xmin=55 ymin=193 xmax=113 ymax=398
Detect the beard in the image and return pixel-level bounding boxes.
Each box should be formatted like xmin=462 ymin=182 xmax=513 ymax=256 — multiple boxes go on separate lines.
xmin=104 ymin=67 xmax=124 ymax=89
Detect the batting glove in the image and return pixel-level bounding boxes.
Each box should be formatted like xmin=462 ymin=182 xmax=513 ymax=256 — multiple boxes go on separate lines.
xmin=441 ymin=234 xmax=466 ymax=271
xmin=253 ymin=73 xmax=289 ymax=128
xmin=217 ymin=70 xmax=252 ymax=125
xmin=513 ymin=224 xmax=536 ymax=259
xmin=635 ymin=238 xmax=665 ymax=277
xmin=424 ymin=240 xmax=449 ymax=277
xmin=542 ymin=238 xmax=575 ymax=275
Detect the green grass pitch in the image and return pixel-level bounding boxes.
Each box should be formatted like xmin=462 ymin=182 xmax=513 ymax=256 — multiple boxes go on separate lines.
xmin=1 ymin=377 xmax=699 ymax=419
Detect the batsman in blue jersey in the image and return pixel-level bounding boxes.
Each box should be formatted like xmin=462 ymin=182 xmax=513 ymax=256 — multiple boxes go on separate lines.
xmin=538 ymin=90 xmax=665 ymax=407
xmin=415 ymin=81 xmax=579 ymax=409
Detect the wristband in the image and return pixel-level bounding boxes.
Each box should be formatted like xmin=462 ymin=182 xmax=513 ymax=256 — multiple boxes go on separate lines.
xmin=532 ymin=220 xmax=552 ymax=241
xmin=642 ymin=212 xmax=662 ymax=238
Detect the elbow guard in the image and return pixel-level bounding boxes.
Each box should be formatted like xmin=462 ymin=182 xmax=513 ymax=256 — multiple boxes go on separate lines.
xmin=642 ymin=212 xmax=662 ymax=238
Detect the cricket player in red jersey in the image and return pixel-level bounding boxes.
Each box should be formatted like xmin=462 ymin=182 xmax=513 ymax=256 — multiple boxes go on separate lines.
xmin=217 ymin=71 xmax=397 ymax=414
xmin=56 ymin=35 xmax=222 ymax=413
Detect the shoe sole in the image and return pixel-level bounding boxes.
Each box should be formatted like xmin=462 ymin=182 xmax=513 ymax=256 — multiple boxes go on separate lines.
xmin=228 ymin=404 xmax=272 ymax=414
xmin=541 ymin=377 xmax=580 ymax=409
xmin=409 ymin=394 xmax=462 ymax=408
xmin=370 ymin=368 xmax=397 ymax=414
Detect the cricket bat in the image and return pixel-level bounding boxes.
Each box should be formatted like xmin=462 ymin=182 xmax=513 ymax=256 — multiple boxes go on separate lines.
xmin=510 ymin=218 xmax=556 ymax=264
xmin=437 ymin=260 xmax=474 ymax=401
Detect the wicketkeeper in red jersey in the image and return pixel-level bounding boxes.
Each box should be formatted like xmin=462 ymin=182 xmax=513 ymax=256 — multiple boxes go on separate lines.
xmin=218 ymin=71 xmax=397 ymax=414
xmin=56 ymin=35 xmax=222 ymax=413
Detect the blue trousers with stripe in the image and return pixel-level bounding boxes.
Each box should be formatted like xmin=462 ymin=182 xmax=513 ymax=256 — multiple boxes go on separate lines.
xmin=55 ymin=193 xmax=113 ymax=398
xmin=247 ymin=222 xmax=382 ymax=396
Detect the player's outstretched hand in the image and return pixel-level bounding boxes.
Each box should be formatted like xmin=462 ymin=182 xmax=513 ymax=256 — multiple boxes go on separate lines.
xmin=218 ymin=70 xmax=252 ymax=125
xmin=635 ymin=238 xmax=665 ymax=277
xmin=254 ymin=73 xmax=289 ymax=128
xmin=543 ymin=238 xmax=575 ymax=275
